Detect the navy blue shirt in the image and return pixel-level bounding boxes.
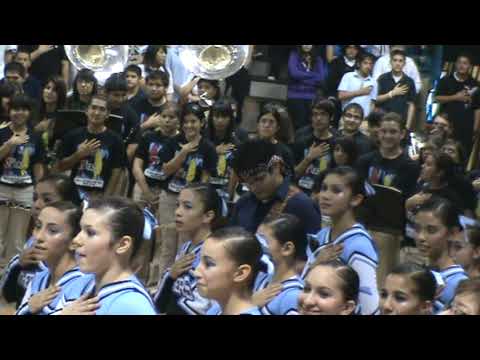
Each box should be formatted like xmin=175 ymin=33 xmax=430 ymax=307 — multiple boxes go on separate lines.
xmin=23 ymin=76 xmax=42 ymax=102
xmin=230 ymin=177 xmax=322 ymax=235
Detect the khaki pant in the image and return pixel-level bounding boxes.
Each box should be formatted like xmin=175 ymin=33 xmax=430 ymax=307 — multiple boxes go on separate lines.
xmin=116 ymin=168 xmax=130 ymax=197
xmin=369 ymin=230 xmax=402 ymax=289
xmin=0 ymin=184 xmax=33 ymax=261
xmin=133 ymin=184 xmax=181 ymax=287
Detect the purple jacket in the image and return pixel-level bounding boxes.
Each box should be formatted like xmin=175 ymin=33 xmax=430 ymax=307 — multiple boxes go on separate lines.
xmin=287 ymin=51 xmax=326 ymax=100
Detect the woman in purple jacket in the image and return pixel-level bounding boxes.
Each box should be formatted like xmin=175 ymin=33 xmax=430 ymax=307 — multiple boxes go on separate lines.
xmin=287 ymin=45 xmax=327 ymax=130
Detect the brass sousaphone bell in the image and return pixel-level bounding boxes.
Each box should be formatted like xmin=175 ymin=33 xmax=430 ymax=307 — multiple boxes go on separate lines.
xmin=177 ymin=45 xmax=252 ymax=80
xmin=64 ymin=45 xmax=130 ymax=84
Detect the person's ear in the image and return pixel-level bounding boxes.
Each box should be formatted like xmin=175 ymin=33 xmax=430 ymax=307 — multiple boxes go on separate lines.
xmin=233 ymin=264 xmax=252 ymax=284
xmin=340 ymin=300 xmax=356 ymax=315
xmin=281 ymin=242 xmax=295 ymax=258
xmin=350 ymin=193 xmax=364 ymax=208
xmin=202 ymin=209 xmax=216 ymax=226
xmin=472 ymin=247 xmax=480 ymax=261
xmin=115 ymin=235 xmax=133 ymax=256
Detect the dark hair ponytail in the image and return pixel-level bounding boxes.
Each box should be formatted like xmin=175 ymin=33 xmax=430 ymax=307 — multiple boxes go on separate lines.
xmin=183 ymin=183 xmax=227 ymax=231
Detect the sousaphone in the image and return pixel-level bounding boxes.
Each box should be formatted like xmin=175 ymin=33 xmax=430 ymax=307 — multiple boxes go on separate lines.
xmin=177 ymin=45 xmax=252 ymax=80
xmin=64 ymin=45 xmax=130 ymax=84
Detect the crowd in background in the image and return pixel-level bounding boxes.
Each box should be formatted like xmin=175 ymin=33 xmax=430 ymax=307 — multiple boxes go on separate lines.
xmin=0 ymin=44 xmax=479 ymax=316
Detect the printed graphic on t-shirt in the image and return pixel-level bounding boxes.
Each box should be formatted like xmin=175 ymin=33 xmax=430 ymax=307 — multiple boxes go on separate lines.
xmin=298 ymin=148 xmax=332 ymax=190
xmin=368 ymin=166 xmax=396 ymax=187
xmin=144 ymin=142 xmax=167 ymax=181
xmin=210 ymin=149 xmax=234 ymax=186
xmin=168 ymin=153 xmax=204 ymax=193
xmin=1 ymin=144 xmax=35 ymax=185
xmin=74 ymin=147 xmax=110 ymax=189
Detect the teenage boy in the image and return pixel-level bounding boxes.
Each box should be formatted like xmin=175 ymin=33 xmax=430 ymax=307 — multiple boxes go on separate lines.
xmin=104 ymin=74 xmax=140 ymax=162
xmin=436 ymin=53 xmax=480 ymax=157
xmin=231 ymin=138 xmax=321 ymax=235
xmin=338 ymin=52 xmax=375 ymax=118
xmin=124 ymin=64 xmax=146 ymax=108
xmin=293 ymin=99 xmax=338 ymax=194
xmin=3 ymin=62 xmax=27 ymax=96
xmin=132 ymin=70 xmax=169 ymax=131
xmin=338 ymin=103 xmax=375 ymax=156
xmin=56 ymin=94 xmax=125 ymax=199
xmin=13 ymin=50 xmax=42 ymax=101
xmin=373 ymin=49 xmax=417 ymax=131
xmin=356 ymin=112 xmax=421 ymax=285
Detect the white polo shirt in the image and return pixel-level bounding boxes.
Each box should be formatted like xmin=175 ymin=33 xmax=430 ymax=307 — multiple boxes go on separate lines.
xmin=0 ymin=45 xmax=17 ymax=80
xmin=337 ymin=70 xmax=375 ymax=117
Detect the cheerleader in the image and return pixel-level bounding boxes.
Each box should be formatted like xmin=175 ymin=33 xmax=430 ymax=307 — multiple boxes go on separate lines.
xmin=413 ymin=196 xmax=469 ymax=313
xmin=194 ymin=227 xmax=263 ymax=315
xmin=155 ymin=102 xmax=217 ymax=281
xmin=153 ymin=183 xmax=224 ymax=315
xmin=253 ymin=214 xmax=305 ymax=315
xmin=58 ymin=197 xmax=156 ymax=315
xmin=380 ymin=263 xmax=437 ymax=315
xmin=299 ymin=260 xmax=359 ymax=315
xmin=16 ymin=202 xmax=83 ymax=315
xmin=0 ymin=174 xmax=81 ymax=309
xmin=304 ymin=166 xmax=380 ymax=315
xmin=440 ymin=278 xmax=480 ymax=315
xmin=448 ymin=227 xmax=480 ymax=277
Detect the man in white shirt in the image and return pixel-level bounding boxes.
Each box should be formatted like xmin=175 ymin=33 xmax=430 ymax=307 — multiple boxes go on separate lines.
xmin=372 ymin=45 xmax=422 ymax=93
xmin=0 ymin=45 xmax=17 ymax=80
xmin=338 ymin=53 xmax=376 ymax=118
xmin=360 ymin=45 xmax=390 ymax=59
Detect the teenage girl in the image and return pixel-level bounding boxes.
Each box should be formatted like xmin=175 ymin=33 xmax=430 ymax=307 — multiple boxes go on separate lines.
xmin=153 ymin=183 xmax=224 ymax=315
xmin=194 ymin=227 xmax=263 ymax=315
xmin=303 ymin=166 xmax=380 ymax=315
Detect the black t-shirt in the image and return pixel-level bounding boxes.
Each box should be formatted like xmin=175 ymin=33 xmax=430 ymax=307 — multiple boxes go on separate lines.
xmin=167 ymin=136 xmax=218 ymax=193
xmin=66 ymin=95 xmax=89 ymax=112
xmin=326 ymin=57 xmax=356 ymax=97
xmin=21 ymin=76 xmax=42 ymax=102
xmin=339 ymin=130 xmax=376 ymax=157
xmin=436 ymin=74 xmax=480 ymax=146
xmin=417 ymin=181 xmax=473 ymax=213
xmin=208 ymin=129 xmax=248 ymax=196
xmin=293 ymin=133 xmax=337 ymax=193
xmin=17 ymin=45 xmax=68 ymax=86
xmin=376 ymin=72 xmax=417 ymax=119
xmin=275 ymin=142 xmax=295 ymax=179
xmin=135 ymin=130 xmax=176 ymax=189
xmin=131 ymin=97 xmax=167 ymax=124
xmin=128 ymin=88 xmax=147 ymax=109
xmin=58 ymin=127 xmax=125 ymax=192
xmin=0 ymin=127 xmax=45 ymax=187
xmin=356 ymin=150 xmax=420 ymax=198
xmin=110 ymin=103 xmax=140 ymax=145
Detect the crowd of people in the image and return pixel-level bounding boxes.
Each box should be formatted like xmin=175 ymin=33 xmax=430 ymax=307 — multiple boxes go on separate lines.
xmin=0 ymin=44 xmax=479 ymax=315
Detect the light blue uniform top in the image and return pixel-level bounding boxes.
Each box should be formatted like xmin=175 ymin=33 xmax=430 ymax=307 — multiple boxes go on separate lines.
xmin=16 ymin=267 xmax=84 ymax=315
xmin=57 ymin=273 xmax=157 ymax=315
